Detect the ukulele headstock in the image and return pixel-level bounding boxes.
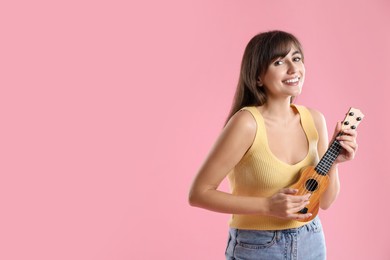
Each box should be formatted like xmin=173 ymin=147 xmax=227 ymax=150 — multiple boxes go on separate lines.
xmin=341 ymin=107 xmax=365 ymax=131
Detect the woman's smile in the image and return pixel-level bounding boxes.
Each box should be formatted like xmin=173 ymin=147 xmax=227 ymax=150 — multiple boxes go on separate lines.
xmin=282 ymin=76 xmax=300 ymax=86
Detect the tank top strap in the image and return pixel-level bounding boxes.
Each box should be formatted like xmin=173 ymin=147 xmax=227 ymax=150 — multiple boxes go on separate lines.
xmin=239 ymin=106 xmax=262 ymax=122
xmin=239 ymin=106 xmax=264 ymax=129
xmin=239 ymin=106 xmax=268 ymax=149
xmin=291 ymin=104 xmax=319 ymax=144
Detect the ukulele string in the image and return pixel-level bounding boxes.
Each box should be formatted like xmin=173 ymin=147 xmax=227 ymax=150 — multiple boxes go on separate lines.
xmin=303 ymin=126 xmax=347 ymax=199
xmin=307 ymin=112 xmax=354 ymax=195
xmin=312 ymin=131 xmax=344 ymax=191
xmin=305 ymin=134 xmax=341 ymax=196
xmin=296 ymin=129 xmax=344 ymax=198
xmin=298 ymin=130 xmax=344 ymax=202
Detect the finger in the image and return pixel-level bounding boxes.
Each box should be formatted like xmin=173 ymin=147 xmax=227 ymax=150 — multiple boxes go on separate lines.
xmin=337 ymin=145 xmax=356 ymax=162
xmin=288 ymin=200 xmax=310 ymax=212
xmin=339 ymin=140 xmax=356 ymax=149
xmin=342 ymin=129 xmax=357 ymax=137
xmin=339 ymin=139 xmax=358 ymax=150
xmin=282 ymin=194 xmax=311 ymax=207
xmin=339 ymin=135 xmax=357 ymax=145
xmin=291 ymin=194 xmax=311 ymax=204
xmin=279 ymin=188 xmax=299 ymax=195
xmin=337 ymin=134 xmax=356 ymax=143
xmin=332 ymin=121 xmax=342 ymax=140
xmin=289 ymin=212 xmax=312 ymax=220
xmin=280 ymin=194 xmax=311 ymax=209
xmin=339 ymin=140 xmax=357 ymax=149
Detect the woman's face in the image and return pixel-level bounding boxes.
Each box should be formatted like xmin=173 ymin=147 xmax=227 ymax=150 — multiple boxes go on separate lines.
xmin=260 ymin=46 xmax=305 ymax=99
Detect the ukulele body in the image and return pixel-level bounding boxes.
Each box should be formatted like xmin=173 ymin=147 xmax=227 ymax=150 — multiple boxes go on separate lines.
xmin=290 ymin=166 xmax=330 ymax=222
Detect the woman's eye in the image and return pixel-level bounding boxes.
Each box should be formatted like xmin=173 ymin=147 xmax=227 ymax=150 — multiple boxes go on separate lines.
xmin=293 ymin=57 xmax=302 ymax=62
xmin=274 ymin=60 xmax=283 ymax=66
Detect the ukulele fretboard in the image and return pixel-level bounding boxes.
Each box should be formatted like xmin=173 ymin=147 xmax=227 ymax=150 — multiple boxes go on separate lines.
xmin=315 ymin=139 xmax=342 ymax=175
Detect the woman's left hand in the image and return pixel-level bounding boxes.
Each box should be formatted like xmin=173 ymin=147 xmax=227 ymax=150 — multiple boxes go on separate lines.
xmin=331 ymin=122 xmax=358 ymax=164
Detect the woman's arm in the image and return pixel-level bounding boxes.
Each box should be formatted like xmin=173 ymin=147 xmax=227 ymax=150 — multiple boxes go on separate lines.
xmin=309 ymin=109 xmax=358 ymax=210
xmin=189 ymin=110 xmax=312 ymax=220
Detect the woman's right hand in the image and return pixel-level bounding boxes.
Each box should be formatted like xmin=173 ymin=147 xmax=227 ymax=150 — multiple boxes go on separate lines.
xmin=267 ymin=188 xmax=312 ymax=220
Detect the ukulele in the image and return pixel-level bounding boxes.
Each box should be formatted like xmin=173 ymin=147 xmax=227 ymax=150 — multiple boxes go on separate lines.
xmin=290 ymin=107 xmax=364 ymax=222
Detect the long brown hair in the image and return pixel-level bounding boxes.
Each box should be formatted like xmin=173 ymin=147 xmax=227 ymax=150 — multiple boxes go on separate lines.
xmin=225 ymin=30 xmax=304 ymax=125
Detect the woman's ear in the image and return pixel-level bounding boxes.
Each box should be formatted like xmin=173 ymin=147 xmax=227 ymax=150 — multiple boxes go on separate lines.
xmin=257 ymin=77 xmax=263 ymax=87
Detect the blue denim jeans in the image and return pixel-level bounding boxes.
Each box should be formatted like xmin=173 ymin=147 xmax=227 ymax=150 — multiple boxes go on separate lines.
xmin=225 ymin=217 xmax=326 ymax=260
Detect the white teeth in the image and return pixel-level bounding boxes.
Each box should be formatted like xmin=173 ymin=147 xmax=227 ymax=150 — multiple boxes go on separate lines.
xmin=284 ymin=77 xmax=299 ymax=83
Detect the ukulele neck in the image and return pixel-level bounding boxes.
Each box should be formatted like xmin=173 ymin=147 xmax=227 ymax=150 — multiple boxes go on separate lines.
xmin=314 ymin=107 xmax=364 ymax=176
xmin=314 ymin=134 xmax=342 ymax=176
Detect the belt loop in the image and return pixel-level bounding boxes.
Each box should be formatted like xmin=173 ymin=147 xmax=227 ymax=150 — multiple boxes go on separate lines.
xmin=306 ymin=221 xmax=311 ymax=232
xmin=276 ymin=230 xmax=282 ymax=242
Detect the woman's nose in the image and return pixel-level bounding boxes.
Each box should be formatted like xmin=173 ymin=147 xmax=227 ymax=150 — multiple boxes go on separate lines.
xmin=287 ymin=61 xmax=298 ymax=74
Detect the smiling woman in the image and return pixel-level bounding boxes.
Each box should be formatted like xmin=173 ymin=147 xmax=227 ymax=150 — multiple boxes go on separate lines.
xmin=188 ymin=30 xmax=359 ymax=260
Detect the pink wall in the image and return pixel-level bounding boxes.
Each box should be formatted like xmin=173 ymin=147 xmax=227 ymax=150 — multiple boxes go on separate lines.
xmin=1 ymin=0 xmax=389 ymax=259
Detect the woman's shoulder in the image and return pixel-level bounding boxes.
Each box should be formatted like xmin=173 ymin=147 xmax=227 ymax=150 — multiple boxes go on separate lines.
xmin=225 ymin=107 xmax=258 ymax=136
xmin=217 ymin=108 xmax=258 ymax=155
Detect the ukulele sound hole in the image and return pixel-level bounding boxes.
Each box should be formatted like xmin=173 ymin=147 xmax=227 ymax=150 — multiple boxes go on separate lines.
xmin=305 ymin=179 xmax=318 ymax=192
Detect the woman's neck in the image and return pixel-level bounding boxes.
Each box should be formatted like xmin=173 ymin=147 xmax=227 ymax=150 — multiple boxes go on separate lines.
xmin=260 ymin=98 xmax=295 ymax=120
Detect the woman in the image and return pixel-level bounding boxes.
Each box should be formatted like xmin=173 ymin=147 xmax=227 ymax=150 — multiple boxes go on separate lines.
xmin=188 ymin=31 xmax=358 ymax=259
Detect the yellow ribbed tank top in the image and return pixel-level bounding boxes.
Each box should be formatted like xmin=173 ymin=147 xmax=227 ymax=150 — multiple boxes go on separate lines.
xmin=228 ymin=104 xmax=319 ymax=230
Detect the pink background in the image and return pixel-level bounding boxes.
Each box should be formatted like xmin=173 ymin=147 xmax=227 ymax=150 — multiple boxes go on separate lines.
xmin=1 ymin=0 xmax=389 ymax=259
